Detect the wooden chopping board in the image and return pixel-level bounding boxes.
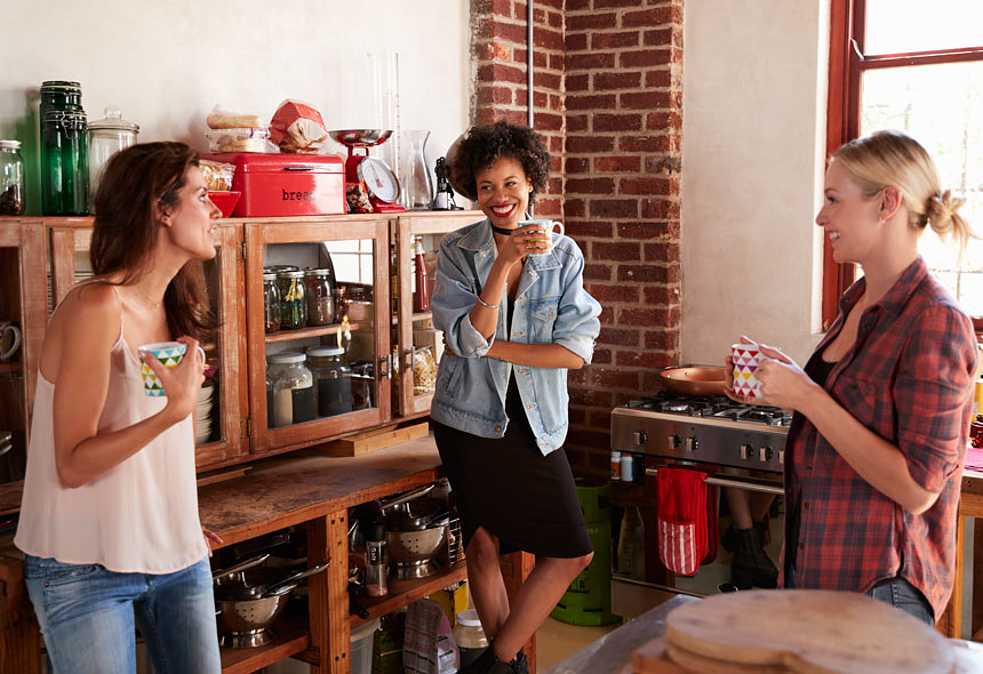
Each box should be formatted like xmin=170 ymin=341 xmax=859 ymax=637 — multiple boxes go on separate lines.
xmin=663 ymin=590 xmax=954 ymax=674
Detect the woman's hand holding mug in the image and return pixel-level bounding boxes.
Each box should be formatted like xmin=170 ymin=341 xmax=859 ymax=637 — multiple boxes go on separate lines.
xmin=139 ymin=337 xmax=206 ymax=423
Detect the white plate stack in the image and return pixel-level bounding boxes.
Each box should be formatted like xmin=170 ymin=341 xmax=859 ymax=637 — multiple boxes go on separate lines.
xmin=194 ymin=383 xmax=215 ymax=445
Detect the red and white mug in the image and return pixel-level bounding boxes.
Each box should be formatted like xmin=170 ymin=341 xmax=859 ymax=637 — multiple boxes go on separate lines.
xmin=730 ymin=342 xmax=762 ymax=401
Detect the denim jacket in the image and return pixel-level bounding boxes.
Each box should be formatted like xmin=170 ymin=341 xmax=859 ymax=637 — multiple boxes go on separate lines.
xmin=430 ymin=219 xmax=601 ymax=454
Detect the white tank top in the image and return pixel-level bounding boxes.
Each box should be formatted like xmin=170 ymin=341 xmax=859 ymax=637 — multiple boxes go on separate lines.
xmin=15 ymin=296 xmax=207 ymax=573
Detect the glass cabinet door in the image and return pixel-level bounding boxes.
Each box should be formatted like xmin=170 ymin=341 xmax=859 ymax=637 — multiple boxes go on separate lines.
xmin=393 ymin=211 xmax=483 ymax=418
xmin=0 ymin=219 xmax=48 ymax=515
xmin=245 ymin=216 xmax=391 ymax=453
xmin=48 ymin=221 xmax=249 ymax=469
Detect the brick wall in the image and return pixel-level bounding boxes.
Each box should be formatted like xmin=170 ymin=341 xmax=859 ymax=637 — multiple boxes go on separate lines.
xmin=471 ymin=0 xmax=566 ymax=218
xmin=470 ymin=0 xmax=684 ymax=476
xmin=563 ymin=0 xmax=683 ymax=475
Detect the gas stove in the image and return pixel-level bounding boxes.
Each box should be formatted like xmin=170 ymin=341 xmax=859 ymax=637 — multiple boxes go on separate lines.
xmin=611 ymin=393 xmax=791 ymax=473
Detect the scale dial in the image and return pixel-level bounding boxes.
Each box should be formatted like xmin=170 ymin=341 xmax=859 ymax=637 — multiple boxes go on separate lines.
xmin=357 ymin=157 xmax=400 ymax=204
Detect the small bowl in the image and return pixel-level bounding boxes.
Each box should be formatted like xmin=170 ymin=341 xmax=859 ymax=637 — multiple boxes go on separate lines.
xmin=208 ymin=191 xmax=241 ymax=218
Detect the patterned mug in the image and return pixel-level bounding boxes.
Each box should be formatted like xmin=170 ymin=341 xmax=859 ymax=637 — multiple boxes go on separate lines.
xmin=730 ymin=342 xmax=762 ymax=401
xmin=137 ymin=341 xmax=206 ymax=397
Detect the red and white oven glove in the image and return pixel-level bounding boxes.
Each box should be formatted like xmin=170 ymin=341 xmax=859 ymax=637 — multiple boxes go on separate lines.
xmin=656 ymin=467 xmax=710 ymax=576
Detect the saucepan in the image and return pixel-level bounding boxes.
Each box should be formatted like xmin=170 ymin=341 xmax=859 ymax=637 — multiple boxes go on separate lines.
xmin=658 ymin=365 xmax=727 ymax=396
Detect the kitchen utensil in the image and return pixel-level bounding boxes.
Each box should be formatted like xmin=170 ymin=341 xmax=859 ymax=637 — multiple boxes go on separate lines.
xmin=664 ymin=589 xmax=954 ymax=674
xmin=375 ymin=483 xmax=435 ymax=518
xmin=87 ymin=107 xmax=138 ymax=210
xmin=208 ymin=190 xmax=241 ymax=217
xmin=658 ymin=366 xmax=727 ymax=397
xmin=234 ymin=562 xmax=328 ymax=600
xmin=327 ymin=129 xmax=405 ymax=214
xmin=386 ymin=524 xmax=447 ymax=580
xmin=216 ymin=592 xmax=292 ymax=649
xmin=431 ymin=156 xmax=461 ymax=210
xmin=212 ymin=553 xmax=271 ymax=590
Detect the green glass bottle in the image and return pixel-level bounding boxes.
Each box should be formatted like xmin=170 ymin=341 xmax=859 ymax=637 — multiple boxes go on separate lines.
xmin=40 ymin=81 xmax=88 ymax=216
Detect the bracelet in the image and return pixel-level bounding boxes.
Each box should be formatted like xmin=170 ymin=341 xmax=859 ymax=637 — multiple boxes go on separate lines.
xmin=476 ymin=296 xmax=500 ymax=309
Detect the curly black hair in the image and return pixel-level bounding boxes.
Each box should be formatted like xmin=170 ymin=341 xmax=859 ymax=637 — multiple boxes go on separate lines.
xmin=449 ymin=121 xmax=551 ymax=202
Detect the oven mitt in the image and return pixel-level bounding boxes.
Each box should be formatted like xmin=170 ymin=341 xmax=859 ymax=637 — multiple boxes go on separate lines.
xmin=656 ymin=467 xmax=708 ymax=576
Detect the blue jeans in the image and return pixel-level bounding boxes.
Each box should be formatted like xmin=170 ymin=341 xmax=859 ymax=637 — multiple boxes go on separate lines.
xmin=24 ymin=555 xmax=221 ymax=674
xmin=866 ymin=576 xmax=934 ymax=626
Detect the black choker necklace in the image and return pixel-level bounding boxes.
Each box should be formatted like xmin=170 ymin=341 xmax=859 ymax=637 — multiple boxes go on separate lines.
xmin=491 ymin=223 xmax=516 ymax=236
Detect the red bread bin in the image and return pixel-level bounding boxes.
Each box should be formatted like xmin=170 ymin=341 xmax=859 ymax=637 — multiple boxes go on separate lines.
xmin=203 ymin=153 xmax=344 ymax=217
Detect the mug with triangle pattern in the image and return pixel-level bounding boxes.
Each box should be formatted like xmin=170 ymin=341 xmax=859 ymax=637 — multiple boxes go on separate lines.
xmin=137 ymin=341 xmax=205 ymax=397
xmin=730 ymin=342 xmax=762 ymax=401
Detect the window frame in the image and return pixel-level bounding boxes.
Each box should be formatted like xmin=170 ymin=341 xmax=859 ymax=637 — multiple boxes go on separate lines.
xmin=823 ymin=0 xmax=983 ymax=328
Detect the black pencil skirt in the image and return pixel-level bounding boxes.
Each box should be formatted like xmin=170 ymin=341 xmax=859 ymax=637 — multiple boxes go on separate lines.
xmin=432 ymin=412 xmax=592 ymax=559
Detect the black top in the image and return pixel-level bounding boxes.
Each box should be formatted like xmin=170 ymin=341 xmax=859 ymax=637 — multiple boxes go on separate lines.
xmin=786 ymin=346 xmax=838 ymax=585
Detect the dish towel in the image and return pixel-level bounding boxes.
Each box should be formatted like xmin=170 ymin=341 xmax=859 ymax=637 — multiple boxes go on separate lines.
xmin=656 ymin=467 xmax=709 ymax=576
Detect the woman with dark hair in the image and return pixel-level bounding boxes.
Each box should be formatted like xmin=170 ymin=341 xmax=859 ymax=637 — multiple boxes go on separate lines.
xmin=15 ymin=142 xmax=223 ymax=673
xmin=432 ymin=121 xmax=601 ymax=674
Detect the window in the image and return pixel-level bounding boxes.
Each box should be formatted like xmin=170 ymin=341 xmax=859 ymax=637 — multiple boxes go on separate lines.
xmin=824 ymin=0 xmax=983 ymax=327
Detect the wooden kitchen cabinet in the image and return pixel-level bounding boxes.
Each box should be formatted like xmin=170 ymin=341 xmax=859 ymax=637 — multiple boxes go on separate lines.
xmin=392 ymin=211 xmax=482 ymax=417
xmin=46 ymin=218 xmax=251 ymax=469
xmin=244 ymin=215 xmax=392 ymax=455
xmin=0 ymin=219 xmax=48 ymax=516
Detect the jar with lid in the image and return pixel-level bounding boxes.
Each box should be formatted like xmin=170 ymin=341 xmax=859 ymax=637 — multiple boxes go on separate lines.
xmin=453 ymin=609 xmax=489 ymax=670
xmin=263 ymin=271 xmax=281 ymax=332
xmin=41 ymin=110 xmax=88 ymax=215
xmin=308 ymin=346 xmax=353 ymax=417
xmin=0 ymin=141 xmax=25 ymax=216
xmin=267 ymin=352 xmax=316 ymax=426
xmin=277 ymin=271 xmax=307 ymax=330
xmin=304 ymin=268 xmax=335 ymax=326
xmin=87 ymin=107 xmax=139 ymax=211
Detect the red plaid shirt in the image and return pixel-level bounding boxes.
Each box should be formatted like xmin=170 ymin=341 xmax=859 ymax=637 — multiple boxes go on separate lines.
xmin=782 ymin=257 xmax=977 ymax=619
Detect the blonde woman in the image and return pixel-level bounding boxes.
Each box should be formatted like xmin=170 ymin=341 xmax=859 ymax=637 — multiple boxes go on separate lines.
xmin=728 ymin=130 xmax=977 ymax=624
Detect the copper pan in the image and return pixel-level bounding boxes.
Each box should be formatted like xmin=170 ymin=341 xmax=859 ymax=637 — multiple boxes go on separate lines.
xmin=658 ymin=366 xmax=727 ymax=396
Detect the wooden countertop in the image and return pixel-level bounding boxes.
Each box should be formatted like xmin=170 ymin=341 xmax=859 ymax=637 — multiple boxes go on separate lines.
xmin=199 ymin=436 xmax=442 ymax=549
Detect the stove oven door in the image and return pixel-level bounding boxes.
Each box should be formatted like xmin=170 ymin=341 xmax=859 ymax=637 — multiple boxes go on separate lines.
xmin=611 ymin=458 xmax=784 ymax=615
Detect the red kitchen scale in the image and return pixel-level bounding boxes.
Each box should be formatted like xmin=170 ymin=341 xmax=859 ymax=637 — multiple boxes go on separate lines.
xmin=328 ymin=129 xmax=406 ymax=214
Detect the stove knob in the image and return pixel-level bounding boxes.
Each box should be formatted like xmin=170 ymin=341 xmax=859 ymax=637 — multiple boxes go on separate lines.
xmin=633 ymin=431 xmax=648 ymax=447
xmin=685 ymin=436 xmax=699 ymax=452
xmin=667 ymin=434 xmax=681 ymax=450
xmin=778 ymin=448 xmax=785 ymax=465
xmin=739 ymin=444 xmax=752 ymax=461
xmin=759 ymin=446 xmax=773 ymax=463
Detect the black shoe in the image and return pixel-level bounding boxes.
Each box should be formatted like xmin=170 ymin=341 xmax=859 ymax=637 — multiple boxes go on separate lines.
xmin=723 ymin=516 xmax=770 ymax=553
xmin=459 ymin=643 xmax=521 ymax=674
xmin=731 ymin=527 xmax=778 ymax=590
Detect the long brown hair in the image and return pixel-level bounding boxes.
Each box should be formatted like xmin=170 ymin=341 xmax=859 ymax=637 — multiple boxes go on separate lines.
xmin=90 ymin=142 xmax=217 ymax=341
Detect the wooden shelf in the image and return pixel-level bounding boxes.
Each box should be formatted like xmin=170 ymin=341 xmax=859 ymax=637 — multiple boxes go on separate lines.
xmin=220 ymin=606 xmax=309 ymax=674
xmin=0 ymin=362 xmax=22 ymax=374
xmin=265 ymin=323 xmax=361 ymax=344
xmin=412 ymin=312 xmax=433 ymax=322
xmin=350 ymin=561 xmax=467 ymax=627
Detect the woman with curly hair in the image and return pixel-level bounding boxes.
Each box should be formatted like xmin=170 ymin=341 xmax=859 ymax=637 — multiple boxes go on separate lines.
xmin=431 ymin=121 xmax=601 ymax=674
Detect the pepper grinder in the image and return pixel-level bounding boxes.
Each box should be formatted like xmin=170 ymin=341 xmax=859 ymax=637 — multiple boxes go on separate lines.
xmin=365 ymin=522 xmax=389 ymax=597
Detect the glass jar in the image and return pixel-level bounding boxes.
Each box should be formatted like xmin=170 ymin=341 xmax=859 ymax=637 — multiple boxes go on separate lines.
xmin=87 ymin=107 xmax=139 ymax=210
xmin=263 ymin=271 xmax=281 ymax=333
xmin=0 ymin=141 xmax=25 ymax=216
xmin=308 ymin=346 xmax=352 ymax=417
xmin=412 ymin=346 xmax=437 ymax=395
xmin=277 ymin=271 xmax=307 ymax=330
xmin=268 ymin=352 xmax=315 ymax=426
xmin=453 ymin=610 xmax=489 ymax=670
xmin=41 ymin=110 xmax=88 ymax=215
xmin=304 ymin=268 xmax=336 ymax=326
